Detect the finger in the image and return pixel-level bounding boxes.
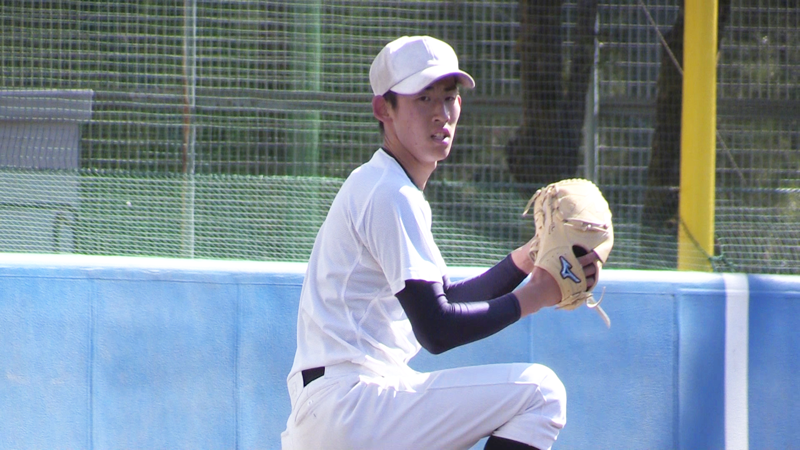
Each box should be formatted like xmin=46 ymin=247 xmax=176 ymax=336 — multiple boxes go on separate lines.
xmin=577 ymin=252 xmax=601 ymax=290
xmin=577 ymin=249 xmax=601 ymax=266
xmin=585 ymin=271 xmax=597 ymax=290
xmin=581 ymin=259 xmax=597 ymax=277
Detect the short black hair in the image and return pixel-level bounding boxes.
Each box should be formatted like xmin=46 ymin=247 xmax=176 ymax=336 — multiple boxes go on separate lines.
xmin=383 ymin=90 xmax=398 ymax=108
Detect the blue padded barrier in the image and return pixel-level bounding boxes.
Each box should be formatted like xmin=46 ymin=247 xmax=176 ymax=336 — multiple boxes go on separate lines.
xmin=0 ymin=255 xmax=306 ymax=449
xmin=1 ymin=254 xmax=798 ymax=449
xmin=747 ymin=274 xmax=800 ymax=449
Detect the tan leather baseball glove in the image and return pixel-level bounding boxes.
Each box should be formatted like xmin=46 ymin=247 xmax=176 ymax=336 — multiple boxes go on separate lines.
xmin=523 ymin=179 xmax=614 ymax=327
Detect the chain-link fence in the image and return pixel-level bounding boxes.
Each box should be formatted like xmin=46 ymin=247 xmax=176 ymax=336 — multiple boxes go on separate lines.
xmin=1 ymin=0 xmax=797 ymax=273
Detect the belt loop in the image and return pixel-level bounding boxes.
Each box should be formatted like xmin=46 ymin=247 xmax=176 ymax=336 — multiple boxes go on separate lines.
xmin=287 ymin=372 xmax=304 ymax=408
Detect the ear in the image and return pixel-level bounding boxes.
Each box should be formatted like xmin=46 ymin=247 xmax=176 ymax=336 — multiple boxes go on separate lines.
xmin=372 ymin=95 xmax=391 ymax=124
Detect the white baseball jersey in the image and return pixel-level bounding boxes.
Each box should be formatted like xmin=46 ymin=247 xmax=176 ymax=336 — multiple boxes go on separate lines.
xmin=289 ymin=148 xmax=446 ymax=380
xmin=283 ymin=149 xmax=566 ymax=450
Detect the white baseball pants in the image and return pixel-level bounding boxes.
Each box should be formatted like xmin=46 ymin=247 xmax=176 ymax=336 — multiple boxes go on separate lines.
xmin=281 ymin=362 xmax=566 ymax=450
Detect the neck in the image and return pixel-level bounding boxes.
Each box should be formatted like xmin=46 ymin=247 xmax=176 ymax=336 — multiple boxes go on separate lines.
xmin=381 ymin=133 xmax=436 ymax=189
xmin=381 ymin=144 xmax=435 ymax=190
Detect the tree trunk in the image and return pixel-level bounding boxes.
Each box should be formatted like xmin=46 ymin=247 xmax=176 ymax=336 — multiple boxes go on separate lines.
xmin=506 ymin=0 xmax=597 ymax=195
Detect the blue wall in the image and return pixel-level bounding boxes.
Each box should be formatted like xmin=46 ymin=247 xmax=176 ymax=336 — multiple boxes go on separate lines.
xmin=1 ymin=254 xmax=798 ymax=449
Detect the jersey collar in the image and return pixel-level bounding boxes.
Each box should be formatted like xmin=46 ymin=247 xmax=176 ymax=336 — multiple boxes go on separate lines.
xmin=379 ymin=147 xmax=421 ymax=190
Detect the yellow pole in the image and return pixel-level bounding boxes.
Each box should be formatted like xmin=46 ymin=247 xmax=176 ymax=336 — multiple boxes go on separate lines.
xmin=678 ymin=0 xmax=718 ymax=271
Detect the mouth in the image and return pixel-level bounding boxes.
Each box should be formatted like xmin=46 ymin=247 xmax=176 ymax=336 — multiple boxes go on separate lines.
xmin=431 ymin=130 xmax=451 ymax=142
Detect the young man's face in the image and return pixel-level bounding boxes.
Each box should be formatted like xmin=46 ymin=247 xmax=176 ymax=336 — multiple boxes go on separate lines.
xmin=388 ymin=76 xmax=462 ymax=166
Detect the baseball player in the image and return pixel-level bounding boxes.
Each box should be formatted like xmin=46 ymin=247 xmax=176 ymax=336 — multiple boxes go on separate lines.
xmin=282 ymin=36 xmax=604 ymax=450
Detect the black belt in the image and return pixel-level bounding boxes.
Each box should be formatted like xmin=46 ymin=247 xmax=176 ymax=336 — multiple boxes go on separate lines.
xmin=302 ymin=366 xmax=325 ymax=387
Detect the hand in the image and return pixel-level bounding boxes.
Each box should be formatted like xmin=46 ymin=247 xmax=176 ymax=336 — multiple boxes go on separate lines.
xmin=579 ymin=250 xmax=602 ymax=291
xmin=515 ymin=250 xmax=602 ymax=317
xmin=510 ymin=238 xmax=536 ymax=274
xmin=515 ymin=268 xmax=559 ymax=317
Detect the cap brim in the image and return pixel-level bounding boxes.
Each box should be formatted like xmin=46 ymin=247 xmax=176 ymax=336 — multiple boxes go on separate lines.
xmin=390 ymin=66 xmax=475 ymax=95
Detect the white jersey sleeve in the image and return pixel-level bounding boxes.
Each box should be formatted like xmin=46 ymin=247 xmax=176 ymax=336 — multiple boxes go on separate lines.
xmin=360 ymin=175 xmax=444 ymax=294
xmin=289 ymin=149 xmax=446 ymax=378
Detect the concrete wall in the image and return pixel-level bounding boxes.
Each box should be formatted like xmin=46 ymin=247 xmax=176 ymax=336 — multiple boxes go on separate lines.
xmin=1 ymin=253 xmax=798 ymax=449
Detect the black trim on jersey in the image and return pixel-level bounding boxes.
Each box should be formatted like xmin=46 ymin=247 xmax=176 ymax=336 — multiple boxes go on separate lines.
xmin=380 ymin=147 xmax=419 ymax=190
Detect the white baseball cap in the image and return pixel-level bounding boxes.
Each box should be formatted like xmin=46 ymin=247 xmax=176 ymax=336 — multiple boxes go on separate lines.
xmin=369 ymin=36 xmax=475 ymax=96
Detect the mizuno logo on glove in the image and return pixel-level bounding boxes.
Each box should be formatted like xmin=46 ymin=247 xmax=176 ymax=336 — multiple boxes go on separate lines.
xmin=559 ymin=256 xmax=581 ymax=283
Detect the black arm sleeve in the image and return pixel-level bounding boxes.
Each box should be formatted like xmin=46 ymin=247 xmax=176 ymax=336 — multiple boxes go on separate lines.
xmin=443 ymin=254 xmax=528 ymax=303
xmin=395 ymin=280 xmax=521 ymax=355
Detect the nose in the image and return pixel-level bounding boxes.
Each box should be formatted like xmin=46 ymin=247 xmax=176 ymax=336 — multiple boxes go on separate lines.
xmin=432 ymin=98 xmax=451 ymax=123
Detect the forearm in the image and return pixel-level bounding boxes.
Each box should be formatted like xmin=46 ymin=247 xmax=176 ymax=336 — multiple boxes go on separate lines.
xmin=396 ymin=280 xmax=521 ymax=354
xmin=444 ymin=254 xmax=529 ymax=302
